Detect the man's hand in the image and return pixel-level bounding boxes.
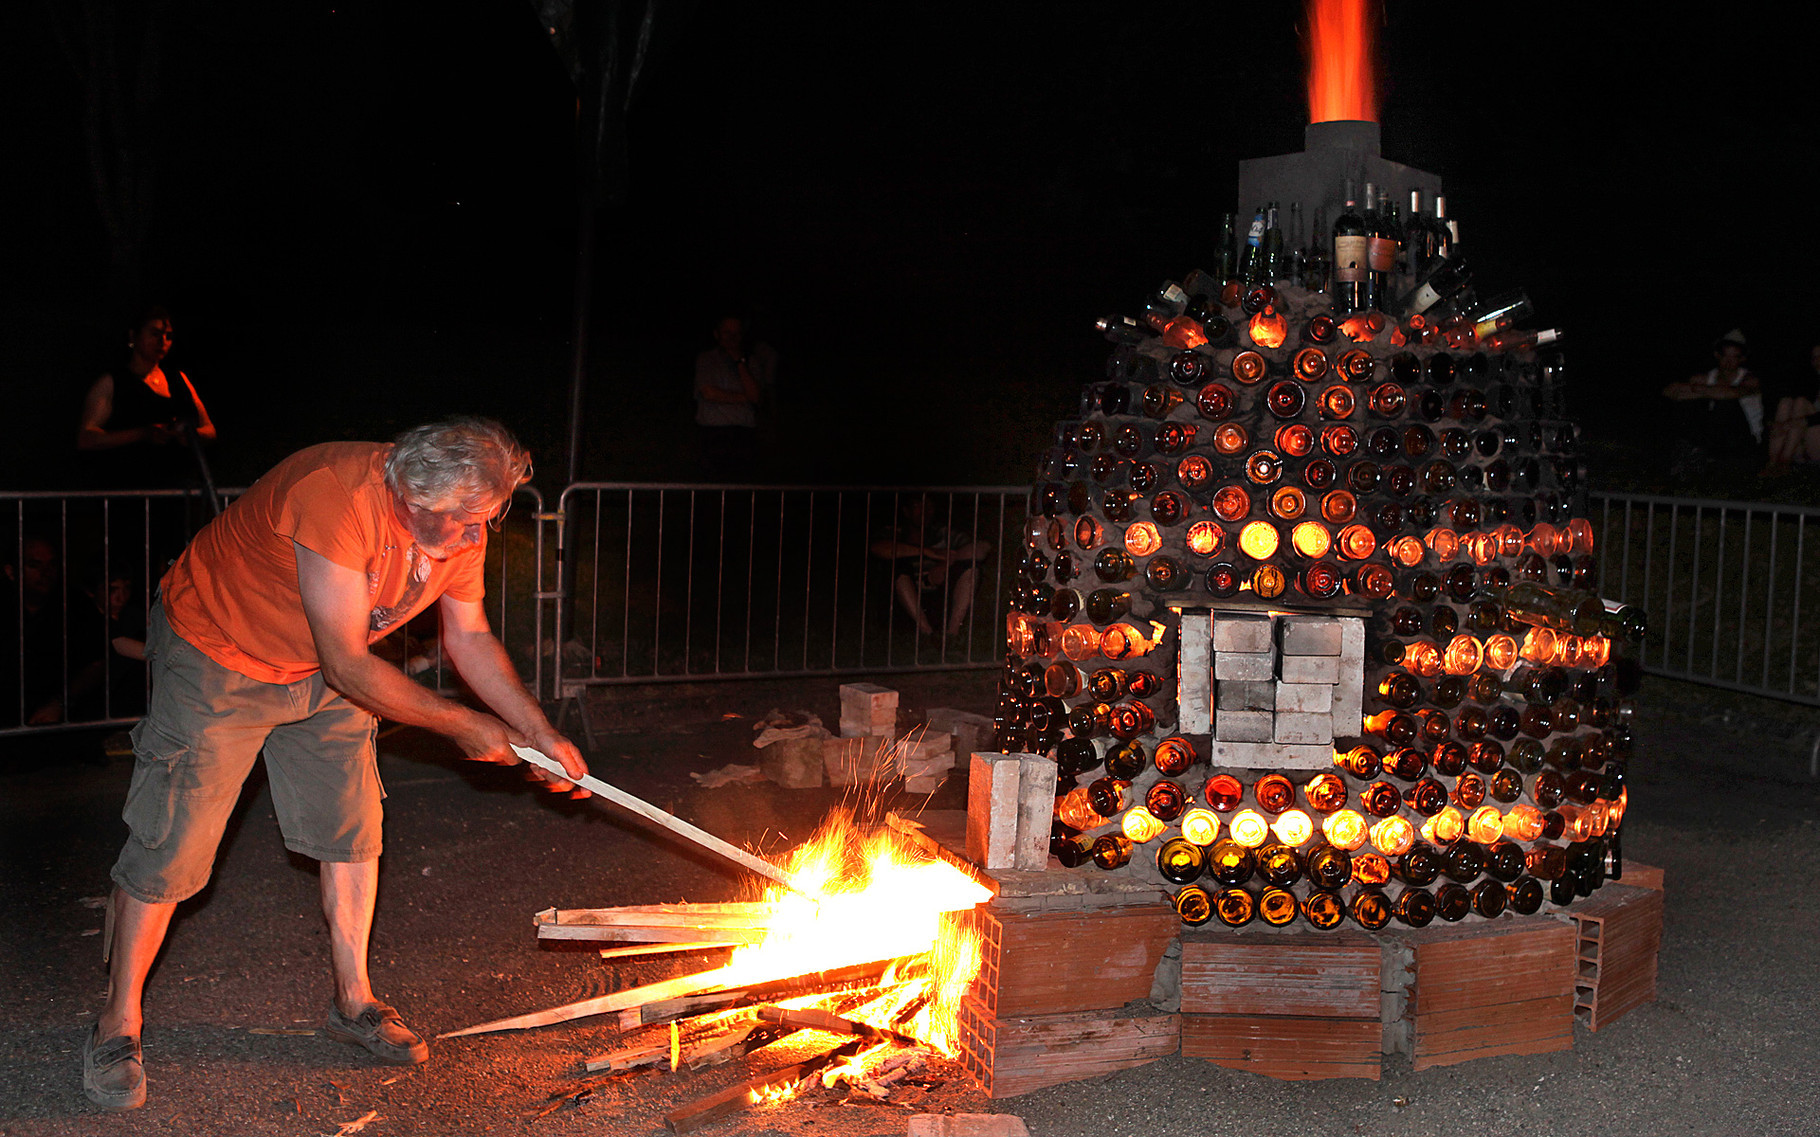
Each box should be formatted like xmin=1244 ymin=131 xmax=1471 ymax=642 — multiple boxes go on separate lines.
xmin=519 ymin=727 xmax=591 ymax=799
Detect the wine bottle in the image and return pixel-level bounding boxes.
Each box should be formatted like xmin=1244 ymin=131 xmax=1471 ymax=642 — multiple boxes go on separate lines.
xmin=1157 ymin=836 xmax=1207 ymax=884
xmin=1091 ymin=834 xmax=1133 ymax=869
xmin=1404 ymin=188 xmax=1431 ymax=277
xmin=1366 ymin=185 xmax=1398 ymax=310
xmin=1306 ymin=843 xmax=1354 ymax=890
xmin=1432 ymin=194 xmax=1454 ymax=259
xmin=1241 ymin=205 xmax=1266 ymax=285
xmin=1332 ymin=183 xmax=1367 ymax=314
xmin=1350 ymin=888 xmax=1393 ymax=930
xmin=1262 ymin=203 xmax=1284 ymax=282
xmin=1256 ymin=843 xmax=1304 ymax=887
xmin=1207 ymin=838 xmax=1257 ymax=886
xmin=1175 ymin=885 xmax=1214 ymax=925
xmin=1301 ymin=890 xmax=1346 ymax=930
xmin=1393 ymin=886 xmax=1437 ymax=927
xmin=1216 ymin=212 xmax=1238 ymax=282
xmin=1434 ymin=882 xmax=1472 ymax=922
xmin=1470 ymin=290 xmax=1534 ymax=342
xmin=1212 ymin=887 xmax=1256 ymax=927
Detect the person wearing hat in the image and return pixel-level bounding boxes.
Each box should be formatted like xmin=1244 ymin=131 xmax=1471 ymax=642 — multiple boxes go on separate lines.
xmin=1662 ymin=329 xmax=1761 ymax=474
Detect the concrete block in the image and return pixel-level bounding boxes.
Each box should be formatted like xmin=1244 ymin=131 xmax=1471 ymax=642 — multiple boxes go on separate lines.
xmin=839 ymin=682 xmax=899 ymax=713
xmin=1274 ymin=682 xmax=1334 ymax=714
xmin=1217 ymin=680 xmax=1276 ymax=712
xmin=929 ymin=708 xmax=993 ymax=762
xmin=1212 ymin=613 xmax=1274 ymax=654
xmin=907 ymin=731 xmax=955 ymax=759
xmin=1214 ymin=710 xmax=1274 ymax=743
xmin=1015 ymin=755 xmax=1060 ymax=871
xmin=1176 ymin=611 xmax=1212 ymax=735
xmin=902 ymin=752 xmax=957 ymax=777
xmin=824 ymin=736 xmax=883 ymax=785
xmin=1214 ymin=651 xmax=1276 ymax=681
xmin=904 ymin=773 xmax=947 ymax=794
xmin=1279 ymin=654 xmax=1341 ymax=684
xmin=1206 ymin=739 xmax=1335 ymax=769
xmin=968 ymin=752 xmax=1024 ymax=869
xmin=908 ymin=1115 xmax=1031 ymax=1137
xmin=1278 ymin=616 xmax=1343 ymax=656
xmin=840 ymin=711 xmax=897 ymax=736
xmin=1332 ymin=617 xmax=1366 ymax=736
xmin=1274 ymin=711 xmax=1335 ymax=745
xmin=758 ymin=735 xmax=824 ymax=788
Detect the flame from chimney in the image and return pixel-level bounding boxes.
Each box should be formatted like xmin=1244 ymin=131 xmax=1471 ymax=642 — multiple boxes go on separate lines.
xmin=1305 ymin=0 xmax=1377 ymax=123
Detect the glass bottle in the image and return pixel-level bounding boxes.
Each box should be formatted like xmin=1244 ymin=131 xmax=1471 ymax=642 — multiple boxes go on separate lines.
xmin=1157 ymin=836 xmax=1206 ymax=884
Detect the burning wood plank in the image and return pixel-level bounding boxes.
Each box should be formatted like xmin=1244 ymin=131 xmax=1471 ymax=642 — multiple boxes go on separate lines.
xmin=439 ymin=959 xmax=900 ymax=1039
xmin=534 ymin=905 xmax=771 ymax=945
xmin=615 ymin=962 xmax=892 ymax=1030
xmin=662 ymin=1039 xmax=866 ymax=1134
xmin=582 ymin=1018 xmax=798 ymax=1073
xmin=595 ymin=942 xmax=736 ymax=961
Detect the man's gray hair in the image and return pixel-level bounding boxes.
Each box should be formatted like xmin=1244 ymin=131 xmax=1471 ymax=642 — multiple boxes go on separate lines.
xmin=385 ymin=417 xmax=531 ymax=512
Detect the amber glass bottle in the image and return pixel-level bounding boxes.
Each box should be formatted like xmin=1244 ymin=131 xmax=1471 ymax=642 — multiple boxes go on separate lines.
xmin=1175 ymin=885 xmax=1214 ymax=926
xmin=1213 ymin=887 xmax=1256 ymax=927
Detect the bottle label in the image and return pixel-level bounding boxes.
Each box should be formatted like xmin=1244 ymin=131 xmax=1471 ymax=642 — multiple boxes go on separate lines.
xmin=1367 ymin=236 xmax=1397 ymax=272
xmin=1408 ymin=281 xmax=1442 ymax=314
xmin=1333 ymin=235 xmax=1367 ymax=282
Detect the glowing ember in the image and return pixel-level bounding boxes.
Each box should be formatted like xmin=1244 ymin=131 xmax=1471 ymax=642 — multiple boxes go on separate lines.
xmin=1306 ymin=0 xmax=1378 ymax=123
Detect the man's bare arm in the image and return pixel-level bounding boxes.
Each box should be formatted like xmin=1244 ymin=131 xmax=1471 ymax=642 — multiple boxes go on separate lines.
xmin=438 ymin=591 xmax=588 ymax=790
xmin=295 ymin=542 xmax=523 ymax=766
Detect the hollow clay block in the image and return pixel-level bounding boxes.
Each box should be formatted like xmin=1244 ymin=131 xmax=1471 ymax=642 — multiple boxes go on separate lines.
xmin=967 ymin=752 xmax=1024 ymax=869
xmin=1014 ymin=755 xmax=1060 ymax=871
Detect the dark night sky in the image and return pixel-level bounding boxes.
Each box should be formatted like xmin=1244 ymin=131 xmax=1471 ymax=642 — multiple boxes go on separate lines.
xmin=2 ymin=1 xmax=1812 ymax=490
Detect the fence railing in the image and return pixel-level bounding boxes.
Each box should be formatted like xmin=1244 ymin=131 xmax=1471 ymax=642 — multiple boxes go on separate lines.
xmin=551 ymin=485 xmax=1026 ymax=696
xmin=1589 ymin=490 xmax=1820 ymax=707
xmin=16 ymin=483 xmax=1817 ymax=740
xmin=2 ymin=485 xmax=545 ymax=738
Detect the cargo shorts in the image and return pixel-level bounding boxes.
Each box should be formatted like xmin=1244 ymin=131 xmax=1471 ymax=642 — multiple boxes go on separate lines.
xmin=111 ymin=602 xmax=385 ymax=904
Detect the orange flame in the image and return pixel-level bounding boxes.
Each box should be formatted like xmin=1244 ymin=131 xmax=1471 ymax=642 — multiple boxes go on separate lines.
xmin=732 ymin=808 xmax=991 ymax=1057
xmin=1306 ymin=0 xmax=1377 ymax=123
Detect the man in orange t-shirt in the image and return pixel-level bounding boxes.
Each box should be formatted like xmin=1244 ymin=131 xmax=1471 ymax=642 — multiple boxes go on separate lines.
xmin=84 ymin=418 xmax=589 ymax=1111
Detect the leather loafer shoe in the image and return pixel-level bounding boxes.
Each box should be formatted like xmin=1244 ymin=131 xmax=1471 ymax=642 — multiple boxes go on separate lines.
xmin=325 ymin=1001 xmax=429 ymax=1065
xmin=82 ymin=1025 xmax=146 ymax=1110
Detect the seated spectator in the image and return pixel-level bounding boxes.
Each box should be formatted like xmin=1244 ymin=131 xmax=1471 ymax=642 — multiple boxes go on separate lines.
xmin=1662 ymin=329 xmax=1760 ymax=479
xmin=65 ymin=566 xmax=149 ymax=722
xmin=1761 ymin=343 xmax=1820 ymax=477
xmin=870 ymin=497 xmax=991 ymax=638
xmin=1 ymin=533 xmax=68 ymax=727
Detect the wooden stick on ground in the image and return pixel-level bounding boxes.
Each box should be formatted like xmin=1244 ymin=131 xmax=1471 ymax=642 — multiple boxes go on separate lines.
xmin=437 ymin=957 xmax=896 ymax=1039
xmin=662 ymin=1039 xmax=866 ymax=1134
xmin=595 ymin=942 xmax=737 ymax=961
xmin=512 ymin=744 xmax=815 ymax=897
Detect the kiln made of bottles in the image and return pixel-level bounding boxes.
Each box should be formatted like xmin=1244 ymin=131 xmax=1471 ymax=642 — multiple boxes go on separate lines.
xmin=993 ymin=124 xmax=1640 ymax=932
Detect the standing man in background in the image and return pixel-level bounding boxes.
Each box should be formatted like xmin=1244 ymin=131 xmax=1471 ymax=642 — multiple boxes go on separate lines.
xmin=693 ymin=315 xmax=775 ymax=481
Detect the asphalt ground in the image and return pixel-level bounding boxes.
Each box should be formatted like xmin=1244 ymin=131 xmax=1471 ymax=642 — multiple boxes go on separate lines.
xmin=1 ymin=670 xmax=1817 ymax=1137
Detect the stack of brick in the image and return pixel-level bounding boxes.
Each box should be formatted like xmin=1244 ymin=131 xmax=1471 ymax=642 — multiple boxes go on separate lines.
xmin=899 ymin=730 xmax=957 ymax=794
xmin=1196 ymin=611 xmax=1366 ymax=768
xmin=826 ymin=683 xmax=901 ymax=786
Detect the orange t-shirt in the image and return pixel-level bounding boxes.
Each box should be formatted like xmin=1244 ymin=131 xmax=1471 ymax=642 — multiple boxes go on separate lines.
xmin=161 ymin=441 xmax=486 ymax=684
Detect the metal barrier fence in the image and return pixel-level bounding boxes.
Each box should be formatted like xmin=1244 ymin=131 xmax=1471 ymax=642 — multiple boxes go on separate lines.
xmin=1590 ymin=490 xmax=1820 ymax=707
xmin=551 ymin=485 xmax=1027 ymax=699
xmin=2 ymin=486 xmax=545 ymax=738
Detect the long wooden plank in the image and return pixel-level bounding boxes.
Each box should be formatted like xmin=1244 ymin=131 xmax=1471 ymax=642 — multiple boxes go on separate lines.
xmin=596 ymin=942 xmax=737 ymax=960
xmin=538 ymin=905 xmax=774 ymax=927
xmin=439 ymin=955 xmax=896 ymax=1038
xmin=512 ymin=744 xmax=815 ymax=896
xmin=615 ymin=962 xmax=893 ymax=1029
xmin=538 ymin=923 xmax=766 ymax=944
